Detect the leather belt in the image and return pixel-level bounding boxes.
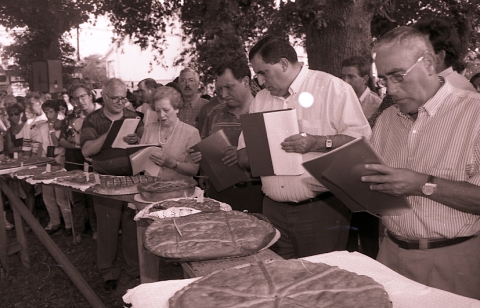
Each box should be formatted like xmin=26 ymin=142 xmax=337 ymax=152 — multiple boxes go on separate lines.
xmin=284 ymin=191 xmax=334 ymax=206
xmin=386 ymin=231 xmax=474 ymax=250
xmin=233 ymin=180 xmax=262 ymax=188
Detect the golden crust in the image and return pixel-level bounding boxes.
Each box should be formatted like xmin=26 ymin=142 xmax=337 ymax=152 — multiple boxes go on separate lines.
xmin=144 ymin=211 xmax=277 ymax=261
xmin=169 ymin=260 xmax=392 ymax=308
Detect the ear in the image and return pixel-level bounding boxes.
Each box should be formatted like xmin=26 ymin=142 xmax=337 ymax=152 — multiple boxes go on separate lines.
xmin=423 ymin=53 xmax=437 ymax=76
xmin=279 ymin=58 xmax=289 ymax=72
xmin=435 ymin=50 xmax=446 ymax=67
xmin=241 ymin=76 xmax=250 ymax=87
xmin=362 ymin=75 xmax=369 ymax=86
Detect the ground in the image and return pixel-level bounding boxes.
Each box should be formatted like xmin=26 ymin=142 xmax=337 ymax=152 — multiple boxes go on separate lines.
xmin=0 ymin=206 xmax=184 ymax=308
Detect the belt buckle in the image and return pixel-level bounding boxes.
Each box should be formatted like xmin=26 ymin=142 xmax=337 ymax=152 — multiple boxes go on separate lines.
xmin=419 ymin=239 xmax=428 ymax=250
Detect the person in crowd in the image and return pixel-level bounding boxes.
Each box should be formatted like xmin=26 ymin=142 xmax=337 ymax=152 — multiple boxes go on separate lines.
xmin=190 ymin=57 xmax=263 ymax=213
xmin=177 ymin=68 xmax=209 ymax=129
xmin=363 ymin=26 xmax=480 ymax=300
xmin=3 ymin=95 xmax=18 ymax=109
xmin=61 ymin=91 xmax=74 ymax=111
xmin=59 ymin=83 xmax=101 ymax=243
xmin=237 ymin=36 xmax=371 ymax=259
xmin=44 ymin=92 xmax=52 ymax=101
xmin=81 ymin=78 xmax=141 ymax=291
xmin=137 ymin=78 xmax=161 ymax=125
xmin=4 ymin=103 xmax=25 ymax=157
xmin=56 ymin=98 xmax=69 ymax=118
xmin=413 ymin=19 xmax=475 ymax=91
xmin=31 ymin=100 xmax=70 ymax=235
xmin=470 ymin=72 xmax=480 ymax=92
xmin=340 ymin=55 xmax=381 ymax=259
xmin=139 ymin=86 xmax=200 ymax=180
xmin=340 ymin=55 xmax=382 ymax=120
xmin=196 ymin=83 xmax=224 ymax=135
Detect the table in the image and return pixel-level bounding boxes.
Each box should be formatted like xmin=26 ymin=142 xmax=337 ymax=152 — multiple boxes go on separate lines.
xmin=122 ymin=251 xmax=480 ymax=308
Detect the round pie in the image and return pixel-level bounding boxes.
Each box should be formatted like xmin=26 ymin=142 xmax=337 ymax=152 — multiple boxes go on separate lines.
xmin=137 ymin=178 xmax=197 ymax=201
xmin=144 ymin=210 xmax=277 ymax=261
xmin=169 ymin=259 xmax=392 ymax=308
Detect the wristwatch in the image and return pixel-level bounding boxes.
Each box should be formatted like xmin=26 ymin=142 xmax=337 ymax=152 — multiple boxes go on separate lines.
xmin=421 ymin=175 xmax=437 ymax=196
xmin=325 ymin=136 xmax=333 ymax=151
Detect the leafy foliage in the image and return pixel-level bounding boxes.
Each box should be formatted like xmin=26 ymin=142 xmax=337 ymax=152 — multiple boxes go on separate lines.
xmin=0 ymin=0 xmax=100 ymax=89
xmin=79 ymin=54 xmax=107 ymax=86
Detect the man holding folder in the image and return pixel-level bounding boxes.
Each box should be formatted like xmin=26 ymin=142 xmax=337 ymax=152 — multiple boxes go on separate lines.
xmin=237 ymin=36 xmax=371 ymax=259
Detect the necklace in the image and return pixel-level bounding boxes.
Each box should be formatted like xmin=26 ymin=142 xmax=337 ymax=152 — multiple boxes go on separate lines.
xmin=158 ymin=119 xmax=179 ymax=145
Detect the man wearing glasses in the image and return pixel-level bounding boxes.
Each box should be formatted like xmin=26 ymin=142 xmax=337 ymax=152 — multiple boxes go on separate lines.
xmin=362 ymin=26 xmax=480 ymax=299
xmin=80 ymin=78 xmax=142 ymax=291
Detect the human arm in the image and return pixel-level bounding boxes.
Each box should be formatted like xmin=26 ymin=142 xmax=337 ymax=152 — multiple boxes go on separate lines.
xmin=361 ymin=164 xmax=480 ymax=215
xmin=237 ymin=148 xmax=250 ymax=170
xmin=81 ymin=133 xmax=108 ymax=158
xmin=149 ymin=152 xmax=199 ymax=176
xmin=281 ymin=133 xmax=355 ymax=153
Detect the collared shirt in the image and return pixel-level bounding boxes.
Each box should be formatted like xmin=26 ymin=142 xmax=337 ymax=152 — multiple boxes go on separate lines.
xmin=238 ymin=65 xmax=371 ymax=202
xmin=177 ymin=96 xmax=209 ymax=129
xmin=439 ymin=67 xmax=476 ymax=92
xmin=370 ymin=81 xmax=480 ymax=238
xmin=201 ymin=102 xmax=242 ymax=144
xmin=358 ymin=87 xmax=382 ymax=119
xmin=80 ymin=108 xmax=141 ymax=146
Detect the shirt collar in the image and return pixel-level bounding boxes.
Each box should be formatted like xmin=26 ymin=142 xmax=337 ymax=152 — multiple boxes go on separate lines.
xmin=286 ymin=64 xmax=309 ymax=97
xmin=358 ymin=87 xmax=370 ymax=103
xmin=421 ymin=77 xmax=447 ymax=117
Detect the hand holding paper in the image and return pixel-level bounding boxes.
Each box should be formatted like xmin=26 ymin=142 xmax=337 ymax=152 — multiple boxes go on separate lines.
xmin=281 ymin=133 xmax=315 ymax=154
xmin=362 ymin=164 xmax=426 ymax=197
xmin=123 ymin=133 xmax=139 ymax=145
xmin=221 ymin=146 xmax=238 ymax=166
xmin=187 ymin=148 xmax=202 ymax=164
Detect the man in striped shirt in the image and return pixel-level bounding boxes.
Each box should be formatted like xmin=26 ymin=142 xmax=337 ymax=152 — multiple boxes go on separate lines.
xmin=363 ymin=26 xmax=480 ymax=299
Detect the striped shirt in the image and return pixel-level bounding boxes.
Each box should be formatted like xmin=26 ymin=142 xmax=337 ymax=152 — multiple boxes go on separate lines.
xmin=370 ymin=81 xmax=480 ymax=238
xmin=238 ymin=65 xmax=371 ymax=202
xmin=200 ymin=103 xmax=242 ymax=145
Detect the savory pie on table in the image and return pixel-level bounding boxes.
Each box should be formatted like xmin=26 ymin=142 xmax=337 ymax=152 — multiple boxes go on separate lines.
xmin=169 ymin=259 xmax=392 ymax=308
xmin=144 ymin=210 xmax=278 ymax=261
xmin=137 ymin=178 xmax=197 ymax=201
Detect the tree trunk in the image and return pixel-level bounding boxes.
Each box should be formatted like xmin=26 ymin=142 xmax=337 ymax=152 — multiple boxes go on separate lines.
xmin=300 ymin=0 xmax=386 ymax=76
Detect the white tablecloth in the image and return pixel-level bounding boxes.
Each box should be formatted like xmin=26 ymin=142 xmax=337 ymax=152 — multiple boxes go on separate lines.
xmin=122 ymin=251 xmax=480 ymax=308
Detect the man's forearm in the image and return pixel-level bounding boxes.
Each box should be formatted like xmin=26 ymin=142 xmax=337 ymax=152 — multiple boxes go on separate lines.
xmin=81 ymin=133 xmax=107 ymax=158
xmin=426 ymin=177 xmax=480 ymax=216
xmin=308 ymin=134 xmax=355 ymax=152
xmin=237 ymin=148 xmax=250 ymax=170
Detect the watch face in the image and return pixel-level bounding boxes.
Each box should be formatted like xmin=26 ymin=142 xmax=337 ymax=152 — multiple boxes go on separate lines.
xmin=422 ymin=185 xmax=435 ymax=196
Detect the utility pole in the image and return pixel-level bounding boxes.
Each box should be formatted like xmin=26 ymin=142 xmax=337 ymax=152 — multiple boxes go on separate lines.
xmin=76 ymin=26 xmax=80 ymax=61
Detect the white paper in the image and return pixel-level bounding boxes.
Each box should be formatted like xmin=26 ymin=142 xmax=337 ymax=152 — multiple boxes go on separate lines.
xmin=111 ymin=118 xmax=141 ymax=148
xmin=130 ymin=146 xmax=163 ymax=176
xmin=263 ymin=109 xmax=303 ymax=175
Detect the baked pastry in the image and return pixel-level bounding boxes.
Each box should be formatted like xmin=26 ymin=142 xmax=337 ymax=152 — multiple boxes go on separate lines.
xmin=169 ymin=259 xmax=392 ymax=308
xmin=14 ymin=165 xmax=64 ymax=178
xmin=93 ymin=174 xmax=157 ymax=195
xmin=148 ymin=197 xmax=222 ymax=213
xmin=138 ymin=178 xmax=197 ymax=201
xmin=144 ymin=210 xmax=277 ymax=261
xmin=0 ymin=156 xmax=54 ymax=170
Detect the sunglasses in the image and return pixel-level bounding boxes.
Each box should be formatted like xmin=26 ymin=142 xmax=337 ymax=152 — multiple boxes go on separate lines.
xmin=8 ymin=112 xmax=20 ymax=116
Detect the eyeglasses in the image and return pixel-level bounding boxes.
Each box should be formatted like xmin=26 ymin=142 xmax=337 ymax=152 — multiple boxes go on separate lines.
xmin=104 ymin=93 xmax=127 ymax=104
xmin=72 ymin=93 xmax=89 ymax=102
xmin=376 ymin=56 xmax=425 ymax=88
xmin=8 ymin=112 xmax=20 ymax=116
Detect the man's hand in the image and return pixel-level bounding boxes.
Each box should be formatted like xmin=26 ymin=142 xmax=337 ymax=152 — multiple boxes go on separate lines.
xmin=361 ymin=164 xmax=426 ymax=196
xmin=123 ymin=133 xmax=139 ymax=145
xmin=187 ymin=148 xmax=202 ymax=164
xmin=221 ymin=146 xmax=238 ymax=166
xmin=197 ymin=177 xmax=210 ymax=190
xmin=281 ymin=133 xmax=315 ymax=154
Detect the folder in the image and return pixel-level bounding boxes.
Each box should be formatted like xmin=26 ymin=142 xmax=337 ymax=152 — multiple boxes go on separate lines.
xmin=102 ymin=118 xmax=141 ymax=150
xmin=191 ymin=129 xmax=249 ymax=192
xmin=302 ymin=137 xmax=411 ymax=216
xmin=240 ymin=109 xmax=303 ymax=177
xmin=129 ymin=146 xmax=163 ymax=176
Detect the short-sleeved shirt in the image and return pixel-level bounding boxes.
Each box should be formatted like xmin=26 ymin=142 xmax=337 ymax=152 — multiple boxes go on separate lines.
xmin=177 ymin=96 xmax=209 ymax=130
xmin=238 ymin=65 xmax=371 ymax=202
xmin=370 ymin=80 xmax=480 ymax=238
xmin=358 ymin=87 xmax=382 ymax=119
xmin=140 ymin=120 xmax=200 ymax=180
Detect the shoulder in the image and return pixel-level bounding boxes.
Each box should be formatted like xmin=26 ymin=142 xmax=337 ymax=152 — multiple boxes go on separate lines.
xmin=124 ymin=109 xmax=140 ymax=118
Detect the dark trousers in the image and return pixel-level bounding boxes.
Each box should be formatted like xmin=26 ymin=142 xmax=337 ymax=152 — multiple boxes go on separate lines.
xmin=347 ymin=212 xmax=379 ymax=259
xmin=71 ymin=191 xmax=96 ymax=234
xmin=206 ymin=183 xmax=264 ymax=213
xmin=93 ymin=196 xmax=139 ymax=281
xmin=263 ymin=194 xmax=351 ymax=259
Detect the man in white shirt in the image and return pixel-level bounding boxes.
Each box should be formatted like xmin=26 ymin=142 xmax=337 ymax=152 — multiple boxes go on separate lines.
xmin=238 ymin=36 xmax=371 ymax=259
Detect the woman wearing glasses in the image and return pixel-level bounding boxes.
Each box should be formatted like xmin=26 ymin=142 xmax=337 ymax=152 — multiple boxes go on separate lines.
xmin=4 ymin=103 xmax=26 ymax=157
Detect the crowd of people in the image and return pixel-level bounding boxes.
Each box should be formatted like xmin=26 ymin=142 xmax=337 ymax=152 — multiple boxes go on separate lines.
xmin=1 ymin=17 xmax=480 ymax=300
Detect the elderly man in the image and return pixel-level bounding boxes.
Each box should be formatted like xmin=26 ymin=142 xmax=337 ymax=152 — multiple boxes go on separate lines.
xmin=238 ymin=36 xmax=371 ymax=259
xmin=363 ymin=26 xmax=480 ymax=299
xmin=81 ymin=78 xmax=142 ymax=291
xmin=177 ymin=68 xmax=209 ymax=129
xmin=137 ymin=78 xmax=160 ymax=125
xmin=191 ymin=57 xmax=263 ymax=213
